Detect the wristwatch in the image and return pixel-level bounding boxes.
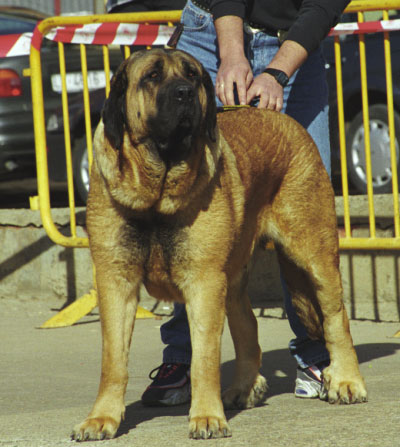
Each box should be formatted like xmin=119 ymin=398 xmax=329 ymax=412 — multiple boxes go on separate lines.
xmin=263 ymin=68 xmax=289 ymax=87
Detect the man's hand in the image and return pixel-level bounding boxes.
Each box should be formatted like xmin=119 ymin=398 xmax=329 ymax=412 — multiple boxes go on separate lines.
xmin=247 ymin=72 xmax=284 ymax=111
xmin=215 ymin=15 xmax=308 ymax=111
xmin=214 ymin=16 xmax=251 ymax=105
xmin=216 ymin=54 xmax=253 ymax=106
xmin=247 ymin=40 xmax=308 ymax=110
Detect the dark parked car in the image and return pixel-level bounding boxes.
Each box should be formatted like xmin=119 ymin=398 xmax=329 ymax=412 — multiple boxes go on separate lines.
xmin=0 ymin=6 xmax=123 ymax=185
xmin=47 ymin=10 xmax=400 ymax=202
xmin=47 ymin=87 xmax=107 ymax=203
xmin=0 ymin=7 xmax=48 ymax=178
xmin=324 ymin=10 xmax=400 ymax=194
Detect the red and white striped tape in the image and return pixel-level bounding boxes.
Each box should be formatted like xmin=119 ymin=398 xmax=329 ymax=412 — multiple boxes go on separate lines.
xmin=329 ymin=18 xmax=400 ymax=36
xmin=0 ymin=22 xmax=174 ymax=57
xmin=1 ymin=19 xmax=400 ymax=58
xmin=0 ymin=32 xmax=33 ymax=57
xmin=45 ymin=22 xmax=175 ymax=46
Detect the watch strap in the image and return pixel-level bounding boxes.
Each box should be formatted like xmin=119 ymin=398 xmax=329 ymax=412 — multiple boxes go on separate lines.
xmin=263 ymin=68 xmax=289 ymax=87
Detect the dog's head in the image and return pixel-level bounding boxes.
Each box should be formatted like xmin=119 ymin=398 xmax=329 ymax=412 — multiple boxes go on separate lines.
xmin=102 ymin=48 xmax=217 ymax=163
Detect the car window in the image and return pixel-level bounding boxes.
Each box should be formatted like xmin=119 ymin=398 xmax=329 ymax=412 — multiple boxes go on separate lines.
xmin=0 ymin=17 xmax=36 ymax=35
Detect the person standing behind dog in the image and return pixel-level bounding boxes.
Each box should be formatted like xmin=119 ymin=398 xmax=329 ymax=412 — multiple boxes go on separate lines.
xmin=107 ymin=0 xmax=350 ymax=405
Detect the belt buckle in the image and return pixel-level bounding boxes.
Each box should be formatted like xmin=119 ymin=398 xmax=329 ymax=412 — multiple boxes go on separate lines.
xmin=244 ymin=23 xmax=261 ymax=34
xmin=277 ymin=29 xmax=288 ymax=44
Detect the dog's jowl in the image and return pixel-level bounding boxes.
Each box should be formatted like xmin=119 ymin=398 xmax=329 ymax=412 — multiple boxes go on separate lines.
xmin=72 ymin=48 xmax=367 ymax=442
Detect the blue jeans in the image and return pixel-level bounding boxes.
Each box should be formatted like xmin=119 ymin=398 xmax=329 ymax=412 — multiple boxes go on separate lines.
xmin=161 ymin=0 xmax=330 ymax=369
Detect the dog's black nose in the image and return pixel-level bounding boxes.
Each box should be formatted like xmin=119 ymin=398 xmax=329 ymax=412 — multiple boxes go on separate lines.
xmin=174 ymin=84 xmax=194 ymax=103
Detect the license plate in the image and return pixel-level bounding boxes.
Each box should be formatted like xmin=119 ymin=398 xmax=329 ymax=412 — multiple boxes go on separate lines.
xmin=51 ymin=70 xmax=112 ymax=93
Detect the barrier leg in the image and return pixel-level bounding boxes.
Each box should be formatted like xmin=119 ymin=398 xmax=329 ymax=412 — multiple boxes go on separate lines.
xmin=39 ymin=289 xmax=154 ymax=328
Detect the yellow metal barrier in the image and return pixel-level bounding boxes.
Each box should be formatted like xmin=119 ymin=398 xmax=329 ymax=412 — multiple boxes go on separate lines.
xmin=30 ymin=12 xmax=181 ymax=327
xmin=30 ymin=4 xmax=400 ymax=327
xmin=30 ymin=11 xmax=181 ymax=249
xmin=337 ymin=0 xmax=400 ymax=249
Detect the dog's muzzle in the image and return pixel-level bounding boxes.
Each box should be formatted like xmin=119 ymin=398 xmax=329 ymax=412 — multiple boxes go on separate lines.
xmin=149 ymin=80 xmax=202 ymax=162
xmin=173 ymin=83 xmax=195 ymax=105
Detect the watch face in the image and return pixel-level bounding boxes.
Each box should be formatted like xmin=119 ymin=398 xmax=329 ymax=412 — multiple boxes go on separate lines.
xmin=277 ymin=72 xmax=289 ymax=87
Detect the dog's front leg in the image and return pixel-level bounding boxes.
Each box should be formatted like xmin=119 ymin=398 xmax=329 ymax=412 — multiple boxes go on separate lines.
xmin=185 ymin=274 xmax=232 ymax=439
xmin=72 ymin=272 xmax=140 ymax=441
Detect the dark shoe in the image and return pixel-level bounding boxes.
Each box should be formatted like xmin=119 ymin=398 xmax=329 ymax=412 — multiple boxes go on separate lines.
xmin=141 ymin=363 xmax=191 ymax=406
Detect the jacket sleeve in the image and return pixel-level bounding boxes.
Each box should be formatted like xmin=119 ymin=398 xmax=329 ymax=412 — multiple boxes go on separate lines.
xmin=210 ymin=0 xmax=351 ymax=54
xmin=285 ymin=0 xmax=351 ymax=53
xmin=210 ymin=0 xmax=247 ymax=21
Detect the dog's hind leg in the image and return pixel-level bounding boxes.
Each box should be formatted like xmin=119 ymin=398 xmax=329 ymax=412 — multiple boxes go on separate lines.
xmin=72 ymin=268 xmax=140 ymax=441
xmin=222 ymin=266 xmax=268 ymax=409
xmin=275 ymin=227 xmax=367 ymax=404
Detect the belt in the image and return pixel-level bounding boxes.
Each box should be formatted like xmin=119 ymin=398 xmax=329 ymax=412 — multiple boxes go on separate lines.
xmin=191 ymin=0 xmax=212 ymax=13
xmin=244 ymin=23 xmax=288 ymax=44
xmin=190 ymin=0 xmax=288 ymax=44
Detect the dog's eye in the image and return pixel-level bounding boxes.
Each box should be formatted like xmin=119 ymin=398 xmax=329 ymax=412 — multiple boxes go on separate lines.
xmin=187 ymin=69 xmax=197 ymax=79
xmin=146 ymin=70 xmax=161 ymax=81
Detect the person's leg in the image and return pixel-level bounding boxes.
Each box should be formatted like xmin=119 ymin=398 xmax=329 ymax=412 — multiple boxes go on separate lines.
xmin=177 ymin=0 xmax=222 ymax=105
xmin=158 ymin=0 xmax=223 ymax=363
xmin=142 ymin=304 xmax=191 ymax=407
xmin=283 ymin=48 xmax=331 ymax=369
xmin=142 ymin=1 xmax=219 ymax=405
xmin=161 ymin=303 xmax=192 ymax=364
xmin=249 ymin=33 xmax=330 ymax=380
xmin=285 ymin=48 xmax=331 ymax=176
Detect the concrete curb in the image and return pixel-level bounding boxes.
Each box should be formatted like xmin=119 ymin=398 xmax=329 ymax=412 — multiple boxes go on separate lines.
xmin=1 ymin=195 xmax=399 ymax=321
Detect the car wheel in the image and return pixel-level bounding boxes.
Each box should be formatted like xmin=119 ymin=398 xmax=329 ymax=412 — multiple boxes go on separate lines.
xmin=346 ymin=104 xmax=400 ymax=194
xmin=73 ymin=134 xmax=91 ymax=204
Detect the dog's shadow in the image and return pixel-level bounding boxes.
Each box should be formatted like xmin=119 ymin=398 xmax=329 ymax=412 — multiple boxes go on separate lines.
xmin=117 ymin=347 xmax=293 ymax=437
xmin=117 ymin=342 xmax=400 ymax=437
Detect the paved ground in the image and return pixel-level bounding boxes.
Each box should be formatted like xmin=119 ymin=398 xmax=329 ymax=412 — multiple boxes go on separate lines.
xmin=1 ymin=297 xmax=400 ymax=447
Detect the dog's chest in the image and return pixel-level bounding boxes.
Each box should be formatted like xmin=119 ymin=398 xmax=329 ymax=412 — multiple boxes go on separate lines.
xmin=122 ymin=217 xmax=188 ymax=298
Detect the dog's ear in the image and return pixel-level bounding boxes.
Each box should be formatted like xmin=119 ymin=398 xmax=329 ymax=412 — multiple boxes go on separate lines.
xmin=102 ymin=60 xmax=128 ymax=150
xmin=202 ymin=69 xmax=217 ymax=142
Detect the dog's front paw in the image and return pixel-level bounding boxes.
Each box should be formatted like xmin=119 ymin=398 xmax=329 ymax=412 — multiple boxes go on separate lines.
xmin=189 ymin=416 xmax=231 ymax=439
xmin=323 ymin=366 xmax=368 ymax=404
xmin=71 ymin=416 xmax=119 ymax=441
xmin=222 ymin=373 xmax=268 ymax=410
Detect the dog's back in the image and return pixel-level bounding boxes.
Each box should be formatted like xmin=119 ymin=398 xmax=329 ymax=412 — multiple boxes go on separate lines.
xmin=217 ymin=107 xmax=326 ymax=187
xmin=217 ymin=107 xmax=336 ymax=247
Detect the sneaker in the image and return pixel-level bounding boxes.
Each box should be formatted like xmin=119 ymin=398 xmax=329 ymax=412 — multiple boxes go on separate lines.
xmin=141 ymin=363 xmax=191 ymax=406
xmin=295 ymin=364 xmax=327 ymax=399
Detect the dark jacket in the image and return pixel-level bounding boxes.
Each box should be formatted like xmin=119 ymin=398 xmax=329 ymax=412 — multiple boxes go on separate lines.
xmin=209 ymin=0 xmax=351 ymax=53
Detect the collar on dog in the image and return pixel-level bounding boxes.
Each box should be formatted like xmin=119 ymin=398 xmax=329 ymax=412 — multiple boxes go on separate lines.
xmin=217 ymin=105 xmax=251 ymax=113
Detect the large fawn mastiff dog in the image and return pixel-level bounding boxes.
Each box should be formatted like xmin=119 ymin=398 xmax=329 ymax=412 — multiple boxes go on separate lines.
xmin=72 ymin=48 xmax=367 ymax=441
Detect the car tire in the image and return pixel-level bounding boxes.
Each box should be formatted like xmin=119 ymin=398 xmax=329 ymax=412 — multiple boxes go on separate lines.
xmin=346 ymin=104 xmax=400 ymax=194
xmin=73 ymin=134 xmax=91 ymax=204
